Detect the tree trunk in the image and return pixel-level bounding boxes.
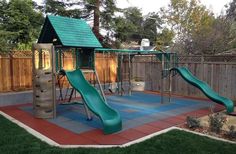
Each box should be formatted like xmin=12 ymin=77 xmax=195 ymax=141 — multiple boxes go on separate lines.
xmin=93 ymin=0 xmax=100 ymax=39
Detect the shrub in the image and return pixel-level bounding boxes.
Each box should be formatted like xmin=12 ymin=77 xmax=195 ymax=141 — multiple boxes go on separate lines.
xmin=209 ymin=113 xmax=226 ymax=133
xmin=186 ymin=116 xmax=200 ymax=129
xmin=227 ymin=125 xmax=236 ymax=140
xmin=132 ymin=77 xmax=144 ymax=82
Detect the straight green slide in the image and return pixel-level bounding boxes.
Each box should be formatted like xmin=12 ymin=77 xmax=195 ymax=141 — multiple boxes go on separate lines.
xmin=171 ymin=67 xmax=234 ymax=113
xmin=64 ymin=69 xmax=122 ymax=134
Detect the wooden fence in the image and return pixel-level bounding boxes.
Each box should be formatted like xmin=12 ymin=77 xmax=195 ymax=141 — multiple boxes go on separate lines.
xmin=127 ymin=55 xmax=236 ymax=100
xmin=1 ymin=51 xmax=236 ymax=101
xmin=0 ymin=52 xmax=117 ymax=92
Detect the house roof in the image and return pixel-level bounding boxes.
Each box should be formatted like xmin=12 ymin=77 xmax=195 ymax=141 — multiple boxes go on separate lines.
xmin=38 ymin=15 xmax=102 ymax=48
xmin=95 ymin=48 xmax=162 ymax=54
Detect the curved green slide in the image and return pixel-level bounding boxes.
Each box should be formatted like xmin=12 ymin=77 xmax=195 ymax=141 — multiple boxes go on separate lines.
xmin=171 ymin=67 xmax=234 ymax=113
xmin=64 ymin=69 xmax=122 ymax=134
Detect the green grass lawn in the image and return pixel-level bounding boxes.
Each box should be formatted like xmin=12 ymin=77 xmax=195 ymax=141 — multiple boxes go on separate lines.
xmin=0 ymin=115 xmax=236 ymax=154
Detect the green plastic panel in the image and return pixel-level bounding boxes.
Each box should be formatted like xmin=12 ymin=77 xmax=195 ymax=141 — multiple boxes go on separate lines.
xmin=39 ymin=15 xmax=102 ymax=48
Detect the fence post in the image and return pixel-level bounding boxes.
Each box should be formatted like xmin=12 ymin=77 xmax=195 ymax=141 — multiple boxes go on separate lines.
xmin=9 ymin=53 xmax=14 ymax=91
xmin=201 ymin=55 xmax=204 ymax=81
xmin=211 ymin=64 xmax=214 ymax=87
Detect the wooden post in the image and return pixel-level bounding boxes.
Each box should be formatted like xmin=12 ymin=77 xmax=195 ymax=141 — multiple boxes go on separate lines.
xmin=211 ymin=64 xmax=214 ymax=87
xmin=201 ymin=55 xmax=204 ymax=80
xmin=51 ymin=45 xmax=56 ymax=118
xmin=9 ymin=53 xmax=14 ymax=91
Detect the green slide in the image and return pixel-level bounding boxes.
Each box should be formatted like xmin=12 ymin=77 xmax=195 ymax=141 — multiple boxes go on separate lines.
xmin=171 ymin=67 xmax=234 ymax=113
xmin=64 ymin=69 xmax=122 ymax=134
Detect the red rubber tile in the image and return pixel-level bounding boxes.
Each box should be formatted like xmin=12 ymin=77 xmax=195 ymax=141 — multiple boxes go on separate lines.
xmin=183 ymin=110 xmax=203 ymax=117
xmin=133 ymin=124 xmax=161 ymax=134
xmin=80 ymin=129 xmax=130 ymax=145
xmin=117 ymin=128 xmax=146 ymax=141
xmin=1 ymin=107 xmax=96 ymax=145
xmin=195 ymin=109 xmax=211 ymax=115
xmin=214 ymin=105 xmax=225 ymax=112
xmin=174 ymin=115 xmax=187 ymax=120
xmin=162 ymin=117 xmax=185 ymax=125
xmin=1 ymin=108 xmax=24 ymax=117
xmin=147 ymin=120 xmax=173 ymax=129
xmin=182 ymin=108 xmax=212 ymax=118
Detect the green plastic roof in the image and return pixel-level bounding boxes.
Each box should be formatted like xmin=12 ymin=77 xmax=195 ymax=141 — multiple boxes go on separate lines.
xmin=38 ymin=15 xmax=102 ymax=48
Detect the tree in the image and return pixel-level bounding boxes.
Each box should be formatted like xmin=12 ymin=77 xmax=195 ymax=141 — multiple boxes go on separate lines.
xmin=156 ymin=28 xmax=175 ymax=50
xmin=83 ymin=0 xmax=119 ymax=47
xmin=112 ymin=7 xmax=143 ymax=43
xmin=191 ymin=16 xmax=233 ymax=54
xmin=113 ymin=7 xmax=162 ymax=45
xmin=0 ymin=0 xmax=43 ymax=52
xmin=161 ymin=0 xmax=217 ymax=54
xmin=43 ymin=0 xmax=83 ymax=18
xmin=226 ymin=0 xmax=236 ymax=21
xmin=43 ymin=0 xmax=119 ymax=47
xmin=226 ymin=0 xmax=236 ymax=49
xmin=142 ymin=12 xmax=162 ymax=44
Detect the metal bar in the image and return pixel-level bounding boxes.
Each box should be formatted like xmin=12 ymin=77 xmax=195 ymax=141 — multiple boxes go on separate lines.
xmin=120 ymin=54 xmax=123 ymax=96
xmin=82 ymin=100 xmax=92 ymax=121
xmin=117 ymin=54 xmax=121 ymax=95
xmin=68 ymin=88 xmax=75 ymax=102
xmin=103 ymin=69 xmax=106 ymax=89
xmin=169 ymin=70 xmax=172 ymax=103
xmin=128 ymin=54 xmax=131 ymax=96
xmin=103 ymin=51 xmax=106 ymax=89
xmin=161 ymin=54 xmax=165 ymax=104
xmin=94 ymin=70 xmax=107 ymax=103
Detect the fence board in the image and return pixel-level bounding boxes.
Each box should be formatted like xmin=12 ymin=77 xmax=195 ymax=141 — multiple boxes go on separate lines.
xmin=0 ymin=53 xmax=117 ymax=92
xmin=124 ymin=55 xmax=236 ymax=100
xmin=1 ymin=53 xmax=236 ymax=101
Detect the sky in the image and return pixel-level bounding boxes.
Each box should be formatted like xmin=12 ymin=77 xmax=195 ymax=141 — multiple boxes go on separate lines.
xmin=34 ymin=0 xmax=233 ymax=16
xmin=118 ymin=0 xmax=232 ymax=16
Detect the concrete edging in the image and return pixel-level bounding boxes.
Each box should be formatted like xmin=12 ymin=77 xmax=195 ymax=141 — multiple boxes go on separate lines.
xmin=0 ymin=111 xmax=235 ymax=149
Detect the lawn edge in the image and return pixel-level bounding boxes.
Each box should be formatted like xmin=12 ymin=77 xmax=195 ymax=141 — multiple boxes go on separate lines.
xmin=174 ymin=127 xmax=236 ymax=144
xmin=0 ymin=111 xmax=60 ymax=147
xmin=1 ymin=111 xmax=235 ymax=148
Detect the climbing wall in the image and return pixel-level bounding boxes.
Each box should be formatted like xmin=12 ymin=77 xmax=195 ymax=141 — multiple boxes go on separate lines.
xmin=32 ymin=44 xmax=56 ymax=118
xmin=34 ymin=69 xmax=54 ymax=118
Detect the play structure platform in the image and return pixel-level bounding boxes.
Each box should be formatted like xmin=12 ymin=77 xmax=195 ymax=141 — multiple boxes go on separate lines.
xmin=0 ymin=92 xmax=226 ymax=146
xmin=30 ymin=15 xmax=234 ymax=135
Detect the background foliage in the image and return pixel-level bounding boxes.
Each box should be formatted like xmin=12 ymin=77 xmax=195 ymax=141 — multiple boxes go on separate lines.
xmin=0 ymin=0 xmax=235 ymax=54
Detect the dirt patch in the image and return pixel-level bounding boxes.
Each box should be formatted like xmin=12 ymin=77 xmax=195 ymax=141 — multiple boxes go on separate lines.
xmin=179 ymin=108 xmax=236 ymax=142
